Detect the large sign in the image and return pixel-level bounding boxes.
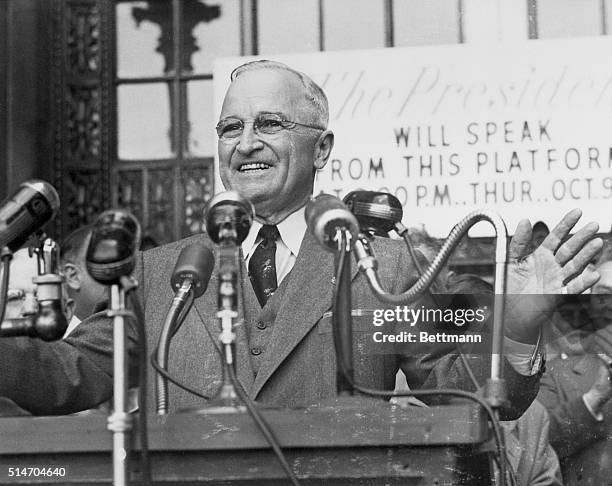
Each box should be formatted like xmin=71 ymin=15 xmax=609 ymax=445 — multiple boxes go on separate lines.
xmin=213 ymin=37 xmax=612 ymax=236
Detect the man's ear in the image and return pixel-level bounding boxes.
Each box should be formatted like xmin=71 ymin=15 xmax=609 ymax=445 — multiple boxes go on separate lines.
xmin=313 ymin=130 xmax=334 ymax=170
xmin=64 ymin=297 xmax=75 ymax=324
xmin=63 ymin=263 xmax=82 ymax=291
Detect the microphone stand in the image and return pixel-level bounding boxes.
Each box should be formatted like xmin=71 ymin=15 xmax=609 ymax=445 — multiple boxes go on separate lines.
xmin=213 ymin=237 xmax=241 ymax=410
xmin=333 ymin=230 xmax=354 ymax=396
xmin=107 ymin=282 xmax=132 ymax=486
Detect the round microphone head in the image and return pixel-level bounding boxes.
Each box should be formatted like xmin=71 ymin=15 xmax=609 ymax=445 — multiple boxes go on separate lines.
xmin=22 ymin=180 xmax=61 ymax=214
xmin=0 ymin=180 xmax=60 ymax=251
xmin=170 ymin=244 xmax=215 ymax=298
xmin=204 ymin=191 xmax=254 ymax=245
xmin=86 ymin=210 xmax=141 ymax=285
xmin=343 ymin=191 xmax=403 ymax=235
xmin=305 ymin=194 xmax=359 ymax=251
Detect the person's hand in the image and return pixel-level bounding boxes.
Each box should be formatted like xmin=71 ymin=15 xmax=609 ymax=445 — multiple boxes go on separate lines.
xmin=504 ymin=209 xmax=602 ymax=343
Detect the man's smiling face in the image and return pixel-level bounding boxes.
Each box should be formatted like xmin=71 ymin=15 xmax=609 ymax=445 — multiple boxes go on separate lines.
xmin=217 ymin=68 xmax=326 ymax=224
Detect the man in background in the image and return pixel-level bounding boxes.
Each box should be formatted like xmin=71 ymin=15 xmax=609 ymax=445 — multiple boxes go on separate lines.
xmin=538 ymin=259 xmax=612 ymax=485
xmin=1 ymin=248 xmax=76 ymax=415
xmin=60 ymin=225 xmax=108 ymax=329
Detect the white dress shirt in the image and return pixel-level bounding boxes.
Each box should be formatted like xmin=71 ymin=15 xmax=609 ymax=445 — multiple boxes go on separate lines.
xmin=242 ymin=206 xmax=306 ymax=286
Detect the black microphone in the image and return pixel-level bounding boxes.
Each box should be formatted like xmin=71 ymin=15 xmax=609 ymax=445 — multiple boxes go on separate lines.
xmin=86 ymin=210 xmax=141 ymax=285
xmin=204 ymin=191 xmax=254 ymax=245
xmin=170 ymin=244 xmax=215 ymax=298
xmin=156 ymin=243 xmax=215 ymax=414
xmin=305 ymin=194 xmax=359 ymax=251
xmin=343 ymin=191 xmax=403 ymax=235
xmin=0 ymin=180 xmax=60 ymax=252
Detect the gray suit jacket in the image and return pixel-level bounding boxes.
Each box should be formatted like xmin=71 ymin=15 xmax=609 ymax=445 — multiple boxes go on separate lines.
xmin=0 ymin=231 xmax=538 ymax=417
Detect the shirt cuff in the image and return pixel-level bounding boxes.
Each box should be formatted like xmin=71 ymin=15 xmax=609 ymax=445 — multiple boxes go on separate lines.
xmin=504 ymin=335 xmax=544 ymax=376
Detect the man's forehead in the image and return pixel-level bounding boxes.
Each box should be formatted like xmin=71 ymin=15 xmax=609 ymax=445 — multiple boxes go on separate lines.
xmin=221 ymin=68 xmax=306 ymax=114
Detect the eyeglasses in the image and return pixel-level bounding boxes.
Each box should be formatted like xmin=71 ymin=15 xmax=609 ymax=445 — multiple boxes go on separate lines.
xmin=216 ymin=113 xmax=324 ymax=141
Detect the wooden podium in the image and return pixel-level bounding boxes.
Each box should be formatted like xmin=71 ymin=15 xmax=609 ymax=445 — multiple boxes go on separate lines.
xmin=0 ymin=399 xmax=492 ymax=485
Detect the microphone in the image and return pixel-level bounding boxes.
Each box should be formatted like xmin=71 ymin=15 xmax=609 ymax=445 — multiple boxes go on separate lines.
xmin=343 ymin=191 xmax=403 ymax=235
xmin=156 ymin=244 xmax=215 ymax=414
xmin=33 ymin=238 xmax=67 ymax=341
xmin=1 ymin=239 xmax=67 ymax=341
xmin=204 ymin=191 xmax=254 ymax=245
xmin=0 ymin=180 xmax=60 ymax=252
xmin=86 ymin=210 xmax=141 ymax=285
xmin=170 ymin=244 xmax=215 ymax=298
xmin=305 ymin=194 xmax=359 ymax=251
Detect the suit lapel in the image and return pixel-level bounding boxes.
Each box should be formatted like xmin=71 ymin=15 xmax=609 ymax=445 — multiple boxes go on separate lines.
xmin=251 ymin=231 xmax=335 ymax=398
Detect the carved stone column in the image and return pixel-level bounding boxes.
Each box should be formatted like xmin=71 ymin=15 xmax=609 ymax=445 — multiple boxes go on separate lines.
xmin=50 ymin=0 xmax=113 ymax=238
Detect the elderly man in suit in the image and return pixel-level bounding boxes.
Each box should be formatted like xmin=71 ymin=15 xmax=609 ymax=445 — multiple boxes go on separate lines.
xmin=0 ymin=60 xmax=603 ymax=416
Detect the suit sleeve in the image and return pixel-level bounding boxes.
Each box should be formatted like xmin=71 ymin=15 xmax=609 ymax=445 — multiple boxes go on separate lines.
xmin=0 ymin=254 xmax=142 ymax=416
xmin=389 ymin=241 xmax=540 ymax=420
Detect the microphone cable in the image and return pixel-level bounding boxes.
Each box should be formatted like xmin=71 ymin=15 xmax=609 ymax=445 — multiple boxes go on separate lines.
xmin=149 ymin=350 xmax=211 ymax=401
xmin=194 ymin=306 xmax=301 ymax=486
xmin=372 ymin=227 xmax=482 ymax=391
xmin=394 ymin=222 xmax=443 ymax=295
xmin=331 ymin=232 xmax=511 ymax=486
xmin=226 ymin=364 xmax=301 ymax=486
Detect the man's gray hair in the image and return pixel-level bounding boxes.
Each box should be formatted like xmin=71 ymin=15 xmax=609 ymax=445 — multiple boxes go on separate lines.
xmin=230 ymin=60 xmax=329 ymax=129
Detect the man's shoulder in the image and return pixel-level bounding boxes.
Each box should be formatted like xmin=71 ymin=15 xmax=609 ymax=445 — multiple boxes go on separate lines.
xmin=141 ymin=233 xmax=214 ymax=262
xmin=368 ymin=235 xmax=405 ymax=254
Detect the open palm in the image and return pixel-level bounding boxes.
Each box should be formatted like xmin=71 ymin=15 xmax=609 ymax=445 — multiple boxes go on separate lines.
xmin=504 ymin=209 xmax=602 ymax=343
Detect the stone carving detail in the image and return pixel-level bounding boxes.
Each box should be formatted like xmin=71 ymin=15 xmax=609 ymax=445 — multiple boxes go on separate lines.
xmin=64 ymin=169 xmax=104 ymax=232
xmin=131 ymin=0 xmax=220 ymax=73
xmin=182 ymin=165 xmax=213 ymax=235
xmin=115 ymin=170 xmax=143 ymax=221
xmin=148 ymin=169 xmax=175 ymax=242
xmin=67 ymin=86 xmax=101 ymax=160
xmin=67 ymin=2 xmax=101 ymax=74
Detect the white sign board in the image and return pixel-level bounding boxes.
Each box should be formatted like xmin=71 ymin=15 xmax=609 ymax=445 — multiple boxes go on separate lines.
xmin=213 ymin=37 xmax=612 ymax=236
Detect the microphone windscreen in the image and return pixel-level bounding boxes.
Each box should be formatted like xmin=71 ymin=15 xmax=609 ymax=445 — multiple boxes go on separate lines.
xmin=0 ymin=180 xmax=60 ymax=251
xmin=343 ymin=191 xmax=403 ymax=235
xmin=204 ymin=191 xmax=254 ymax=244
xmin=305 ymin=194 xmax=359 ymax=250
xmin=86 ymin=210 xmax=141 ymax=285
xmin=170 ymin=244 xmax=215 ymax=298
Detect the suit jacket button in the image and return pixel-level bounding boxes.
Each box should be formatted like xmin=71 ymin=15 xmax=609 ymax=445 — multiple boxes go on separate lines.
xmin=256 ymin=321 xmax=267 ymax=330
xmin=251 ymin=347 xmax=263 ymax=356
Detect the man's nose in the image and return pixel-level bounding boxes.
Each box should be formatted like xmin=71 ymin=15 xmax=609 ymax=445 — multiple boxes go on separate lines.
xmin=236 ymin=122 xmax=263 ymax=154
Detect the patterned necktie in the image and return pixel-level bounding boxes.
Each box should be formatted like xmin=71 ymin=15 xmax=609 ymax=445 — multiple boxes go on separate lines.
xmin=249 ymin=225 xmax=280 ymax=307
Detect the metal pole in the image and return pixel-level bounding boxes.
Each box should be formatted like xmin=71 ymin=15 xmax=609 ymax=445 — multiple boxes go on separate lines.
xmin=107 ymin=284 xmax=131 ymax=486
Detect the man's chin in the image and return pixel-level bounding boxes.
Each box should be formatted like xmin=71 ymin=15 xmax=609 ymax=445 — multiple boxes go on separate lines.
xmin=224 ymin=180 xmax=269 ymax=202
